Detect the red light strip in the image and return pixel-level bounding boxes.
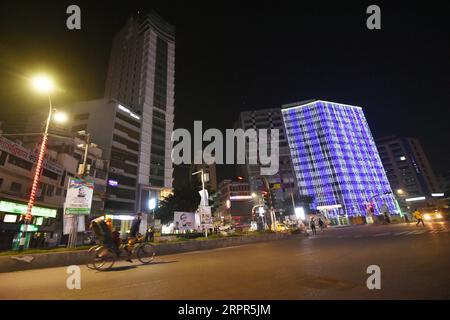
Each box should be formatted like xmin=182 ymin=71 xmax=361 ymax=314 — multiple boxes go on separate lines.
xmin=25 ymin=134 xmax=48 ymax=222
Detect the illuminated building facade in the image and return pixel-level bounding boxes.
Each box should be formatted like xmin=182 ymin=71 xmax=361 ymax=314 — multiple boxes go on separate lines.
xmin=104 ymin=11 xmax=176 ymax=200
xmin=282 ymin=100 xmax=398 ymax=223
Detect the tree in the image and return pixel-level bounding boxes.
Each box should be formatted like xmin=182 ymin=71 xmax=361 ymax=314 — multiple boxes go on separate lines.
xmin=154 ymin=182 xmax=201 ymax=224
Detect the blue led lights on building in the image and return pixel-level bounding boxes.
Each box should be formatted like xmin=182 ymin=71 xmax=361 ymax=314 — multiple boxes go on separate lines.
xmin=281 ymin=100 xmax=398 ymax=222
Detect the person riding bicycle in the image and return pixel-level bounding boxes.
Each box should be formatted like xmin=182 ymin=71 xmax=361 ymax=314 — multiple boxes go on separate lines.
xmin=124 ymin=213 xmax=143 ymax=262
xmin=112 ymin=227 xmax=121 ymax=248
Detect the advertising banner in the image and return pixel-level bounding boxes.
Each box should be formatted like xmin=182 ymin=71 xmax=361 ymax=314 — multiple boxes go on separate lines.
xmin=199 ymin=205 xmax=213 ymax=229
xmin=64 ymin=178 xmax=94 ymax=215
xmin=174 ymin=211 xmax=199 ymax=232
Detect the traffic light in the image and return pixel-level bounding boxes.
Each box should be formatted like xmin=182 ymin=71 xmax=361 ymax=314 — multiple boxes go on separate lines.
xmin=367 ymin=202 xmax=374 ymax=214
xmin=261 ymin=191 xmax=270 ymax=208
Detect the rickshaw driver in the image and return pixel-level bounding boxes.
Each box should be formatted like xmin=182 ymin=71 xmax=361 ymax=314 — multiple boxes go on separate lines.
xmin=123 ymin=213 xmax=143 ymax=262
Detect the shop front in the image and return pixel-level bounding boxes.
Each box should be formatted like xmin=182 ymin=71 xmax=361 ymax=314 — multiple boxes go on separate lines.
xmin=0 ymin=198 xmax=58 ymax=251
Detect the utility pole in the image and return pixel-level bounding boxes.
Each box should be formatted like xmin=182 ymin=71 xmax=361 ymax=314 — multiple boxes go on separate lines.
xmin=291 ymin=193 xmax=296 ymax=216
xmin=192 ymin=169 xmax=209 ymax=237
xmin=68 ymin=131 xmax=95 ymax=248
xmin=252 ymin=176 xmax=277 ymax=232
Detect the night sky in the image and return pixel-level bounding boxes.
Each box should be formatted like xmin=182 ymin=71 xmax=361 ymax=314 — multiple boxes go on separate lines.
xmin=0 ymin=0 xmax=449 ymax=182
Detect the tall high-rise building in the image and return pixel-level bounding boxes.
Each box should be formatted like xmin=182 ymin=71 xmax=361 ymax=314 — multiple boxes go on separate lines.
xmin=235 ymin=108 xmax=296 ymax=213
xmin=104 ymin=11 xmax=175 ymax=195
xmin=282 ymin=100 xmax=399 ymax=224
xmin=375 ymin=136 xmax=440 ymax=197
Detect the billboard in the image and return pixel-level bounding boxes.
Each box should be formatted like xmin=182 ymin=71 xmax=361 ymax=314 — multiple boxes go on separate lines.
xmin=174 ymin=211 xmax=200 ymax=232
xmin=64 ymin=178 xmax=94 ymax=215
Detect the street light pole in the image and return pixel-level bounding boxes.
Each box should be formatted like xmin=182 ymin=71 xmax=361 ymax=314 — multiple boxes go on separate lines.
xmin=192 ymin=169 xmax=208 ymax=237
xmin=68 ymin=132 xmax=92 ymax=248
xmin=81 ymin=133 xmax=90 ymax=176
xmin=18 ymin=94 xmax=53 ymax=251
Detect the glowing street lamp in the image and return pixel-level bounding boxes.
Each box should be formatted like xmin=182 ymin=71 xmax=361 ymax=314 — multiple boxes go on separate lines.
xmin=31 ymin=74 xmax=55 ymax=94
xmin=18 ymin=74 xmax=62 ymax=251
xmin=53 ymin=111 xmax=67 ymax=123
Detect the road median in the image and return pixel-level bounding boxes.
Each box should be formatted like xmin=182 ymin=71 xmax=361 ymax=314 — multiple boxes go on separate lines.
xmin=0 ymin=232 xmax=292 ymax=273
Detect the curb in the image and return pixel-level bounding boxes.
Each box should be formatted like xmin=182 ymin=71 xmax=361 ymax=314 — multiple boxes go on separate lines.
xmin=0 ymin=233 xmax=292 ymax=273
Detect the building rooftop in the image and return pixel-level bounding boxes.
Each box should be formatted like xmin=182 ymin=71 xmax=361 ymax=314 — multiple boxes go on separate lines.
xmin=281 ymin=99 xmax=362 ymax=110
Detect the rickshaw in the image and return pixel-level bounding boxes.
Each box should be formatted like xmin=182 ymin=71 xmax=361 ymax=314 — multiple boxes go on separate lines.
xmin=87 ymin=218 xmax=156 ymax=271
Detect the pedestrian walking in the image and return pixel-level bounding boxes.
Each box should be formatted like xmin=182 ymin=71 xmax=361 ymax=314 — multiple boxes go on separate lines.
xmin=414 ymin=209 xmax=425 ymax=227
xmin=310 ymin=218 xmax=317 ymax=235
xmin=318 ymin=218 xmax=324 ymax=231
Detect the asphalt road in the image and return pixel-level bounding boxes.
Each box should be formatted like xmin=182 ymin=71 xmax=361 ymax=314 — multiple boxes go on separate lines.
xmin=1 ymin=221 xmax=450 ymax=300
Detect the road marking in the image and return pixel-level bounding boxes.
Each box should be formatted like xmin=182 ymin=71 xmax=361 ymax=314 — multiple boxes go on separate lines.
xmin=374 ymin=232 xmax=391 ymax=237
xmin=407 ymin=230 xmax=425 ymax=235
xmin=394 ymin=231 xmax=410 ymax=236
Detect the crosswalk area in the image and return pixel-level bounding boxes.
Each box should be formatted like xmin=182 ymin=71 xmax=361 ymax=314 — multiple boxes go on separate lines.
xmin=312 ymin=224 xmax=450 ymax=239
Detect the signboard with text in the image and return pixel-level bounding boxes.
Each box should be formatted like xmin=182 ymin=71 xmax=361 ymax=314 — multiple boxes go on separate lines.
xmin=0 ymin=200 xmax=57 ymax=218
xmin=64 ymin=178 xmax=94 ymax=215
xmin=0 ymin=136 xmax=63 ymax=175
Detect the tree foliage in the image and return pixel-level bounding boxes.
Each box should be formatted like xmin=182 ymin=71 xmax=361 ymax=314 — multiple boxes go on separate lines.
xmin=154 ymin=183 xmax=201 ymax=224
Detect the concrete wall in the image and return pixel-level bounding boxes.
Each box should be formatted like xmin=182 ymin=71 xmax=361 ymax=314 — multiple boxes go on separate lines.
xmin=0 ymin=233 xmax=292 ymax=273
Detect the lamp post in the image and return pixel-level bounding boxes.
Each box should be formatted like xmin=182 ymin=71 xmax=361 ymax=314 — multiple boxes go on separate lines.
xmin=192 ymin=169 xmax=206 ymax=204
xmin=192 ymin=169 xmax=208 ymax=237
xmin=18 ymin=75 xmax=63 ymax=251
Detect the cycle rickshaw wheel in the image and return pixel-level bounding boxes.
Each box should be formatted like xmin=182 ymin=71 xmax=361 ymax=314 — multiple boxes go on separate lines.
xmin=136 ymin=243 xmax=156 ymax=264
xmin=93 ymin=247 xmax=116 ymax=271
xmin=86 ymin=245 xmax=101 ymax=269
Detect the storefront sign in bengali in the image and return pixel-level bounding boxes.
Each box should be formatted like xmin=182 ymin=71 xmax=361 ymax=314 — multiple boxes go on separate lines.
xmin=64 ymin=178 xmax=94 ymax=215
xmin=0 ymin=136 xmax=63 ymax=175
xmin=0 ymin=200 xmax=57 ymax=218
